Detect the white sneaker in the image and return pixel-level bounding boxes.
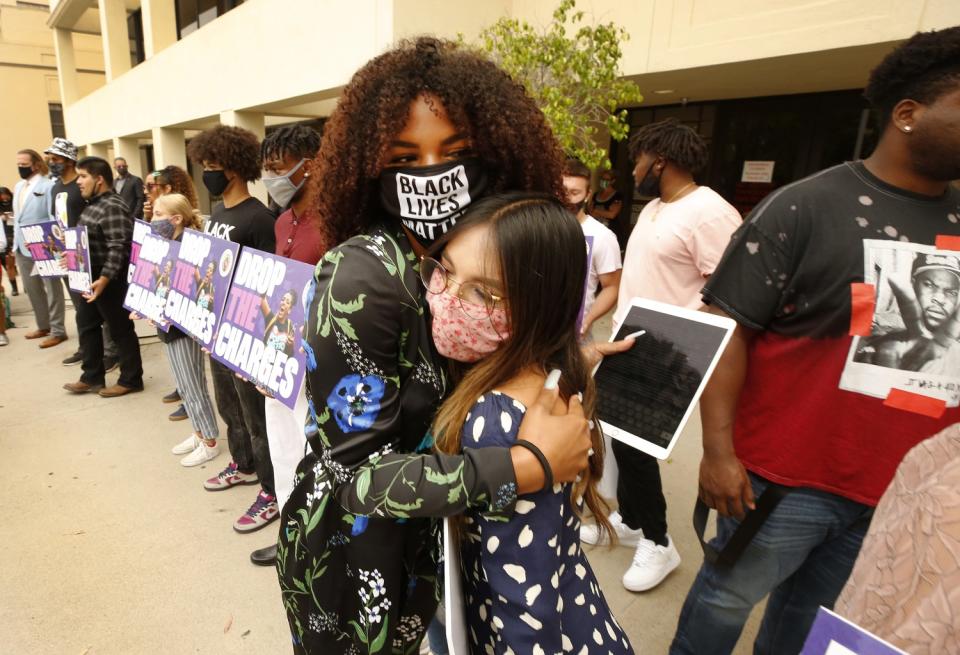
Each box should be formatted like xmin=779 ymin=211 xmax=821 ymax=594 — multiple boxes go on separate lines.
xmin=180 ymin=441 xmax=220 ymax=467
xmin=622 ymin=535 xmax=681 ymax=592
xmin=580 ymin=510 xmax=644 ymax=547
xmin=172 ymin=433 xmax=200 ymax=455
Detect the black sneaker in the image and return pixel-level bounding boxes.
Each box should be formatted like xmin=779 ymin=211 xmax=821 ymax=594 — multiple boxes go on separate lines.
xmin=62 ymin=351 xmax=83 ymax=366
xmin=168 ymin=405 xmax=188 ymax=422
xmin=162 ymin=389 xmax=181 ymax=404
xmin=103 ymin=356 xmax=119 ymax=373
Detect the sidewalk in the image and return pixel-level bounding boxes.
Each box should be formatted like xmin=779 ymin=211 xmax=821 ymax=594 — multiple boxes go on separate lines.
xmin=0 ymin=292 xmax=760 ymax=654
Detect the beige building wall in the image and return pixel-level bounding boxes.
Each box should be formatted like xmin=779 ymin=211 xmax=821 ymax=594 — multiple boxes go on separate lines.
xmin=0 ymin=0 xmax=103 ymax=183
xmin=47 ymin=0 xmax=960 ymax=174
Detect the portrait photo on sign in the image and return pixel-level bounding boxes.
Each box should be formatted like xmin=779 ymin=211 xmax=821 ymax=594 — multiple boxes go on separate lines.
xmin=841 ymin=239 xmax=960 ymax=406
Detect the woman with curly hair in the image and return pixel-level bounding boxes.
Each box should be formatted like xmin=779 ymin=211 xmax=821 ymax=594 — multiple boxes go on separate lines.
xmin=278 ymin=37 xmax=603 ymax=654
xmin=143 ymin=164 xmax=199 ymax=220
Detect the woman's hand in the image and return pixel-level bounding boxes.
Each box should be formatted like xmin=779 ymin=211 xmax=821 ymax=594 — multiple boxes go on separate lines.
xmin=512 ymin=381 xmax=591 ymax=493
xmin=581 ymin=336 xmax=636 ymax=370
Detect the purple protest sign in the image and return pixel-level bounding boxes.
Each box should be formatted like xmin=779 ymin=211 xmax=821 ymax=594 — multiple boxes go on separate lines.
xmin=63 ymin=227 xmax=92 ymax=294
xmin=127 ymin=219 xmax=152 ymax=284
xmin=800 ymin=608 xmax=906 ymax=655
xmin=21 ymin=220 xmax=67 ymax=277
xmin=163 ymin=228 xmax=239 ymax=349
xmin=210 ymin=246 xmax=314 ymax=410
xmin=123 ymin=232 xmax=179 ymax=331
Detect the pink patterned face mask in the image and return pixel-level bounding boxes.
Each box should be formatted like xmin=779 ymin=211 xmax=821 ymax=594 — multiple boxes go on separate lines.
xmin=426 ymin=289 xmax=510 ymax=363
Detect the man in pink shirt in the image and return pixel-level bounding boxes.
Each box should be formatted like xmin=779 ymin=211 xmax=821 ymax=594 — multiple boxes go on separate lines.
xmin=582 ymin=118 xmax=741 ymax=592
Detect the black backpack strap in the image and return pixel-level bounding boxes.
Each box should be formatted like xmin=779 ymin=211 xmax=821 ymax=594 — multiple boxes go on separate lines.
xmin=693 ymin=483 xmax=791 ymax=569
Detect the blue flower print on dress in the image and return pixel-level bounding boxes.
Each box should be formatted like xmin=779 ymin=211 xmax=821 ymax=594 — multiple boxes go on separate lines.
xmin=303 ymin=340 xmax=318 ymax=372
xmin=328 ymin=374 xmax=385 ymax=433
xmin=351 ymin=515 xmax=369 ymax=536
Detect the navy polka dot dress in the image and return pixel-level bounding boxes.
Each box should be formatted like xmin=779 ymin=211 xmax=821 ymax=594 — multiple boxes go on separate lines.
xmin=459 ymin=392 xmax=635 ymax=654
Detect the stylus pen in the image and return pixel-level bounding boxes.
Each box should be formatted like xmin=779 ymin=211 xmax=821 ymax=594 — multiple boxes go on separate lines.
xmin=623 ymin=330 xmax=646 ymax=340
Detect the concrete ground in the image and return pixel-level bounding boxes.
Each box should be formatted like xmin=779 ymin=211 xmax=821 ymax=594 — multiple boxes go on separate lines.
xmin=1 ymin=293 xmax=760 ymax=654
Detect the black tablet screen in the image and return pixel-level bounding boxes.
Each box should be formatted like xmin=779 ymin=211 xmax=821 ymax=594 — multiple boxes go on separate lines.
xmin=596 ymin=305 xmax=729 ymax=450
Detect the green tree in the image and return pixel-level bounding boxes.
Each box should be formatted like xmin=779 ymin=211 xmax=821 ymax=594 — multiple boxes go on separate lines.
xmin=478 ymin=0 xmax=643 ymax=171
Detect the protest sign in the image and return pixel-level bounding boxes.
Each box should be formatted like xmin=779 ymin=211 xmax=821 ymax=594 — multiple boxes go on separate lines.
xmin=22 ymin=220 xmax=66 ymax=277
xmin=210 ymin=246 xmax=314 ymax=410
xmin=127 ymin=219 xmax=152 ymax=284
xmin=123 ymin=232 xmax=179 ymax=331
xmin=163 ymin=228 xmax=239 ymax=349
xmin=800 ymin=607 xmax=907 ymax=655
xmin=63 ymin=227 xmax=92 ymax=294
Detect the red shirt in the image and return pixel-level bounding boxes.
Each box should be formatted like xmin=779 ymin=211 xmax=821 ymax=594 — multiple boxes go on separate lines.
xmin=275 ymin=206 xmax=327 ymax=264
xmin=703 ymin=163 xmax=960 ymax=507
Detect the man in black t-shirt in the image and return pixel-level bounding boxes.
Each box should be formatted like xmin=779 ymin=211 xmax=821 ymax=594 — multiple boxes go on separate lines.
xmin=671 ymin=28 xmax=960 ymax=655
xmin=45 ymin=138 xmax=121 ymax=369
xmin=187 ymin=126 xmax=279 ymax=548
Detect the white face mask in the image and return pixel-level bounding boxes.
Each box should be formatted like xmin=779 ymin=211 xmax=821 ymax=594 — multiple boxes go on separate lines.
xmin=262 ymin=159 xmax=306 ymax=208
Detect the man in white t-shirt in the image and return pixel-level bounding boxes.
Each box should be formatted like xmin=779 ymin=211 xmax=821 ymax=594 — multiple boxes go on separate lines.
xmin=562 ymin=158 xmax=622 ymax=337
xmin=581 ymin=118 xmax=741 ymax=593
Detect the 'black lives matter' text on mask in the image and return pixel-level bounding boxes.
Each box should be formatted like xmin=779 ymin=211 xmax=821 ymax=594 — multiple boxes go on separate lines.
xmin=379 ymin=157 xmax=488 ymax=248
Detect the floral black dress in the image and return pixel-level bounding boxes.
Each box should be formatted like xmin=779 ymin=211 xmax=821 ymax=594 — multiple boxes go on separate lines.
xmin=277 ymin=222 xmax=519 ymax=655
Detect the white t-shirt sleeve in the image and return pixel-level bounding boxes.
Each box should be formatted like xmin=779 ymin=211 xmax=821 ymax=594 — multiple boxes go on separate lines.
xmin=592 ymin=226 xmax=622 ymax=276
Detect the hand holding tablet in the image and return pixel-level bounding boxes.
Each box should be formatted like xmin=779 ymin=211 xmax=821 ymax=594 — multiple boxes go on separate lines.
xmin=594 ymin=298 xmax=735 ymax=459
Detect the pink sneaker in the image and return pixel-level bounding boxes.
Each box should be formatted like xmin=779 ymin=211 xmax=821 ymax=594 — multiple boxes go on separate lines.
xmin=233 ymin=491 xmax=279 ymax=533
xmin=203 ymin=461 xmax=259 ymax=492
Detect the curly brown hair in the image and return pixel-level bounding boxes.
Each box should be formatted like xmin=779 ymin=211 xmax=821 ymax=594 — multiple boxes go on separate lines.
xmin=186 ymin=125 xmax=261 ymax=182
xmin=150 ymin=165 xmax=199 ymax=209
xmin=312 ymin=36 xmax=565 ymax=245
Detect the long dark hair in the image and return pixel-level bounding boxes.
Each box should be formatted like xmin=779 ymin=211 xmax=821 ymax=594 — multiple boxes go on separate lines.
xmin=310 ymin=36 xmax=565 ymax=246
xmin=430 ymin=192 xmax=611 ymax=538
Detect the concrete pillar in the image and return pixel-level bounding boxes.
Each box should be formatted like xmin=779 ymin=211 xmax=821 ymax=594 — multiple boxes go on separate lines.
xmin=52 ymin=28 xmax=79 ymax=108
xmin=141 ymin=0 xmax=177 ymax=58
xmin=219 ymin=110 xmax=267 ymax=204
xmin=150 ymin=126 xmax=186 ymax=170
xmin=112 ymin=137 xmax=141 ymax=178
xmin=98 ymin=0 xmax=131 ymax=82
xmin=85 ymin=142 xmax=110 ymax=159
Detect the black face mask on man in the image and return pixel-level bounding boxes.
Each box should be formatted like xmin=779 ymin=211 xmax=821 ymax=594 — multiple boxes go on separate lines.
xmin=49 ymin=162 xmax=65 ymax=178
xmin=202 ymin=170 xmax=231 ymax=197
xmin=635 ymin=160 xmax=662 ymax=198
xmin=379 ymin=157 xmax=488 ymax=248
xmin=565 ymin=200 xmax=585 ymax=215
xmin=17 ymin=165 xmax=33 ymax=180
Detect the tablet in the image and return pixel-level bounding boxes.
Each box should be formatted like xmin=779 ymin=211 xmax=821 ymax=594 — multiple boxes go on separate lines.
xmin=594 ymin=298 xmax=736 ymax=459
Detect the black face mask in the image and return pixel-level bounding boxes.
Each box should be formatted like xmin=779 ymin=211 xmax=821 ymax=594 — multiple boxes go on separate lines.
xmin=202 ymin=170 xmax=230 ymax=197
xmin=635 ymin=161 xmax=661 ymax=198
xmin=0 ymin=199 xmax=11 ymax=212
xmin=17 ymin=166 xmax=33 ymax=180
xmin=565 ymin=200 xmax=585 ymax=215
xmin=49 ymin=162 xmax=65 ymax=178
xmin=379 ymin=157 xmax=488 ymax=248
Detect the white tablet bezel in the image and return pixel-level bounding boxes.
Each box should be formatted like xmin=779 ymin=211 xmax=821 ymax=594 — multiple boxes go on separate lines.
xmin=594 ymin=297 xmax=736 ymax=460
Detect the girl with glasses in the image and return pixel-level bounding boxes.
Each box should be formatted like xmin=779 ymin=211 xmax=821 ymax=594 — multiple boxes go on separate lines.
xmin=420 ymin=193 xmax=633 ymax=654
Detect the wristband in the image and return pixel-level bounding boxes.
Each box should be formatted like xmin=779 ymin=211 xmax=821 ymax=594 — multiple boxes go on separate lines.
xmin=514 ymin=439 xmax=554 ymax=491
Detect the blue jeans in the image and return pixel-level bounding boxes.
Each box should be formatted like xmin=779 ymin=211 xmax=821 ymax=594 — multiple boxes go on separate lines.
xmin=670 ymin=473 xmax=873 ymax=655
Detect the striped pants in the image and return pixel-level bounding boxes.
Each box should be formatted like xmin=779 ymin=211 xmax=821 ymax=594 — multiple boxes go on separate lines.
xmin=165 ymin=337 xmax=219 ymax=440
